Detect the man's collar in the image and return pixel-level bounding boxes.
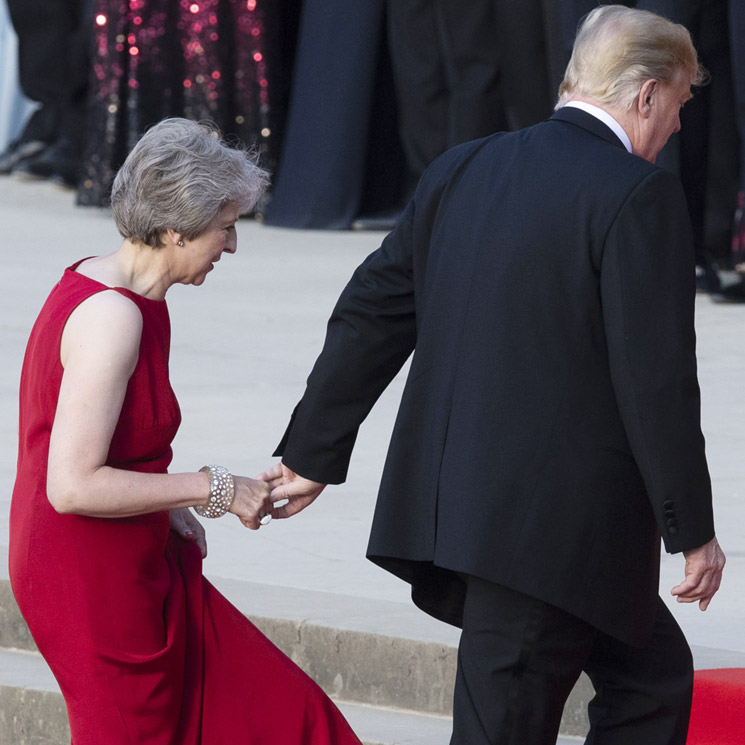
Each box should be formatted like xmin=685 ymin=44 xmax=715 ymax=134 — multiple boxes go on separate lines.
xmin=550 ymin=104 xmax=632 ymax=153
xmin=562 ymin=101 xmax=632 ymax=153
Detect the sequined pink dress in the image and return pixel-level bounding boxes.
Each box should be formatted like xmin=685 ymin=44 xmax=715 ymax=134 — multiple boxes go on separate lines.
xmin=9 ymin=263 xmax=362 ymax=745
xmin=77 ymin=0 xmax=297 ymax=207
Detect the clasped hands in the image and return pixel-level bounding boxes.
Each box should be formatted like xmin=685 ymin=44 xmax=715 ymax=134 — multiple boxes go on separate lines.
xmin=172 ymin=462 xmax=324 ymax=554
xmin=213 ymin=462 xmax=325 ymax=531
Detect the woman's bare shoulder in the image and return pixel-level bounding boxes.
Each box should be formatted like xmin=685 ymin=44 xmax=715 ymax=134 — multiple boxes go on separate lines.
xmin=61 ymin=290 xmax=143 ymax=370
xmin=70 ymin=288 xmax=143 ymax=327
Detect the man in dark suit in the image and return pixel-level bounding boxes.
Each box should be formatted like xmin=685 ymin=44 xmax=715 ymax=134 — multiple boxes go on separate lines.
xmin=267 ymin=6 xmax=725 ymax=744
xmin=550 ymin=0 xmax=738 ymax=293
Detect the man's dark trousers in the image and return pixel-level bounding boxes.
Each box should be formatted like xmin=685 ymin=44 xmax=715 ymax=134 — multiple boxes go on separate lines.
xmin=451 ymin=577 xmax=692 ymax=745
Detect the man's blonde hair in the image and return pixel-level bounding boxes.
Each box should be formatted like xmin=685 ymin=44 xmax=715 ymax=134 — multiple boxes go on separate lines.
xmin=556 ymin=4 xmax=706 ymax=111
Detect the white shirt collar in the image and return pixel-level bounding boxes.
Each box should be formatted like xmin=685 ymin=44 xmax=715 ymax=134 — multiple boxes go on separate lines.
xmin=563 ymin=101 xmax=632 ymax=154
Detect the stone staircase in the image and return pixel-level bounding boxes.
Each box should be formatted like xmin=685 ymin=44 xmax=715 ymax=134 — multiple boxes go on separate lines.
xmin=0 ymin=645 xmax=455 ymax=745
xmin=0 ymin=555 xmax=592 ymax=745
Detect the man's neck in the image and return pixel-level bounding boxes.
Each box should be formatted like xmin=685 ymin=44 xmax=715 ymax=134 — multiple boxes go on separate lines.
xmin=563 ymin=98 xmax=633 ymax=154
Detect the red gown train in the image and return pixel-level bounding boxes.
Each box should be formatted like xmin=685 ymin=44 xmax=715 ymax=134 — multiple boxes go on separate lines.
xmin=9 ymin=262 xmax=362 ymax=745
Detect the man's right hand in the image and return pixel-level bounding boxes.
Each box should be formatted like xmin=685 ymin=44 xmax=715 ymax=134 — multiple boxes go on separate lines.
xmin=259 ymin=462 xmax=327 ymax=520
xmin=671 ymin=536 xmax=726 ymax=611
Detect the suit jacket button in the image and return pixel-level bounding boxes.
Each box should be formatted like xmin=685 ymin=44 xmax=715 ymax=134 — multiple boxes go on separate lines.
xmin=669 ymin=526 xmax=679 ymax=535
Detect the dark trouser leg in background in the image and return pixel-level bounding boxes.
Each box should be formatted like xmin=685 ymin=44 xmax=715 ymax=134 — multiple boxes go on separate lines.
xmin=386 ymin=0 xmax=503 ymax=193
xmin=4 ymin=0 xmax=89 ymax=184
xmin=728 ymin=1 xmax=745 ymax=272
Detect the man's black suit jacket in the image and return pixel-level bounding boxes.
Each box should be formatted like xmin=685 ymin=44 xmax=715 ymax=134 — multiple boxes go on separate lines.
xmin=275 ymin=107 xmax=715 ymax=646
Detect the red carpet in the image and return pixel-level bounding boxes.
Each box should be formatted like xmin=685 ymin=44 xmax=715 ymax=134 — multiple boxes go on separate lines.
xmin=687 ymin=669 xmax=745 ymax=744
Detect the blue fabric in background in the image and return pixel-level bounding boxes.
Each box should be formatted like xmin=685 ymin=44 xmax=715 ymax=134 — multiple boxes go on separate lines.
xmin=0 ymin=2 xmax=35 ymax=152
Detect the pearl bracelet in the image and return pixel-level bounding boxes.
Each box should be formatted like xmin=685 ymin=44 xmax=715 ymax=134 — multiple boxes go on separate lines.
xmin=195 ymin=465 xmax=235 ymax=518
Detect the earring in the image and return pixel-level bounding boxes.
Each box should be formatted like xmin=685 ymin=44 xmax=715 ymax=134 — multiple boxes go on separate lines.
xmin=177 ymin=240 xmax=184 ymax=247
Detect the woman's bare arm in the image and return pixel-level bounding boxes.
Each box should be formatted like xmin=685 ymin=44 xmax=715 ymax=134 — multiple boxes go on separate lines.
xmin=46 ymin=290 xmax=271 ymax=525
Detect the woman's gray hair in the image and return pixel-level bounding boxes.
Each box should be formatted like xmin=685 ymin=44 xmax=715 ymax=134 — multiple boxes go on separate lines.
xmin=110 ymin=118 xmax=269 ymax=247
xmin=556 ymin=4 xmax=707 ymax=111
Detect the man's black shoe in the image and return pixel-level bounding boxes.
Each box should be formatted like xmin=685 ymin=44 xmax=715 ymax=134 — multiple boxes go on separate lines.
xmin=351 ymin=207 xmax=404 ymax=232
xmin=13 ymin=140 xmax=80 ymax=189
xmin=0 ymin=139 xmax=48 ymax=175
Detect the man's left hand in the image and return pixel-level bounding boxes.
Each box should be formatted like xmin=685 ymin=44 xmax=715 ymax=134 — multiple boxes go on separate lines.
xmin=671 ymin=536 xmax=725 ymax=611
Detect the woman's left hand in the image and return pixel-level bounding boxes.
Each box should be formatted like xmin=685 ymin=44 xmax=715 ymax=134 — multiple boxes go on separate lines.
xmin=170 ymin=508 xmax=207 ymax=558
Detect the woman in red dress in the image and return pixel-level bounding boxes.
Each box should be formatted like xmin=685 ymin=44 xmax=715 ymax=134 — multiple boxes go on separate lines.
xmin=9 ymin=117 xmax=362 ymax=745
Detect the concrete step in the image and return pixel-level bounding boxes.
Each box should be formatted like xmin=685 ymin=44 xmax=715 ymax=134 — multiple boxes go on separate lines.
xmin=0 ymin=647 xmax=586 ymax=745
xmin=0 ymin=569 xmax=596 ymax=736
xmin=337 ymin=701 xmax=582 ymax=745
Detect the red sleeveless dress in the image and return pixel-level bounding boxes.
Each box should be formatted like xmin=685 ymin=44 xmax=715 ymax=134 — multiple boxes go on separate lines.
xmin=9 ymin=262 xmax=361 ymax=745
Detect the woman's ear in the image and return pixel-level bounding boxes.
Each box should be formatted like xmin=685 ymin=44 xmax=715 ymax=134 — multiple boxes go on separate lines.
xmin=166 ymin=228 xmax=184 ymax=247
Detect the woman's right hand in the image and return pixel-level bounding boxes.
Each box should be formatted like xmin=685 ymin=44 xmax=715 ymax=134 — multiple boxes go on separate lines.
xmin=229 ymin=476 xmax=273 ymax=530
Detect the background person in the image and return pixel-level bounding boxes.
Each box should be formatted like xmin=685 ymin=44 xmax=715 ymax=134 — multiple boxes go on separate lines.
xmin=0 ymin=0 xmax=90 ymax=187
xmin=76 ymin=0 xmax=300 ymax=208
xmin=263 ymin=0 xmax=555 ymax=232
xmin=268 ymin=7 xmax=725 ymax=745
xmin=715 ymin=0 xmax=745 ymax=300
xmin=9 ymin=118 xmax=361 ymax=745
xmin=0 ymin=1 xmax=33 ymax=152
xmin=351 ymin=0 xmax=553 ymax=231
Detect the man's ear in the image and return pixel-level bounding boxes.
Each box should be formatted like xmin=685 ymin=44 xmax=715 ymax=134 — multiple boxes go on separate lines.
xmin=637 ymin=79 xmax=659 ymax=119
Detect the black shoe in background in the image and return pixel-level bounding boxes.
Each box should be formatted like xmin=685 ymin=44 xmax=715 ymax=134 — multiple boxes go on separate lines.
xmin=710 ymin=276 xmax=745 ymax=303
xmin=351 ymin=207 xmax=405 ymax=232
xmin=13 ymin=139 xmax=80 ymax=188
xmin=0 ymin=139 xmax=49 ymax=175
